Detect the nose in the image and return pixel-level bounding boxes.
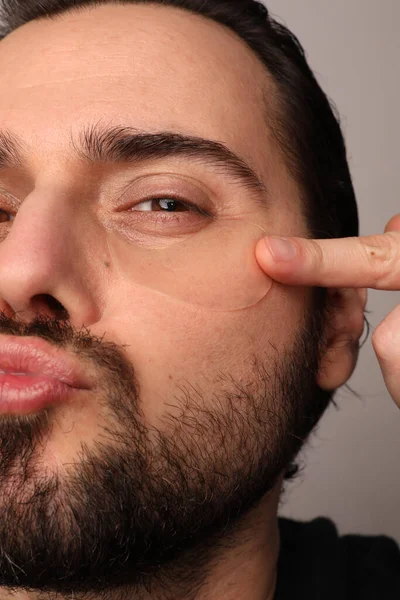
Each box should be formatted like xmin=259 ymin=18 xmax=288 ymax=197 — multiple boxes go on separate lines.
xmin=0 ymin=190 xmax=101 ymax=328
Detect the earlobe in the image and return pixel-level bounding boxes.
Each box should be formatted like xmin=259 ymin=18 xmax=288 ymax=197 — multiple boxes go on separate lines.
xmin=317 ymin=288 xmax=366 ymax=391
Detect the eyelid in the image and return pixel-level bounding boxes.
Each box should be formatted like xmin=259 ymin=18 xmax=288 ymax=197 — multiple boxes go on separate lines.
xmin=117 ymin=184 xmax=217 ymax=218
xmin=113 ymin=172 xmax=217 ymax=214
xmin=130 ymin=194 xmax=213 ymax=217
xmin=0 ymin=187 xmax=20 ymax=210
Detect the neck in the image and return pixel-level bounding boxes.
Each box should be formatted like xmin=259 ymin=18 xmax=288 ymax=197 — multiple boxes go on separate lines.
xmin=196 ymin=494 xmax=281 ymax=600
xmin=2 ymin=483 xmax=282 ymax=600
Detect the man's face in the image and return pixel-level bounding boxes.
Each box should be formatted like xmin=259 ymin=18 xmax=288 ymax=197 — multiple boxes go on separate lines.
xmin=0 ymin=4 xmax=321 ymax=597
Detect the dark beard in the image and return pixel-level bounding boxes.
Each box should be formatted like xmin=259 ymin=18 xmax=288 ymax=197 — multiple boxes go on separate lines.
xmin=0 ymin=307 xmax=329 ymax=600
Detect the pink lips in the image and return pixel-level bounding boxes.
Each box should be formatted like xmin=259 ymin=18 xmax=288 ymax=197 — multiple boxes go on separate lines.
xmin=0 ymin=336 xmax=92 ymax=414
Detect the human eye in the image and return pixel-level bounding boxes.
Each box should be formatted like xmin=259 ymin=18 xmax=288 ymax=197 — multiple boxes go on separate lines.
xmin=114 ymin=173 xmax=216 ymax=223
xmin=108 ymin=174 xmax=219 ymax=239
xmin=0 ymin=209 xmax=14 ymax=224
xmin=120 ymin=193 xmax=215 ymax=238
xmin=112 ymin=190 xmax=215 ymax=239
xmin=130 ymin=195 xmax=211 ymax=216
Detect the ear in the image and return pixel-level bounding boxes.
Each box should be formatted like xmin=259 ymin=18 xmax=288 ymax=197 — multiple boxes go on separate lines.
xmin=317 ymin=288 xmax=367 ymax=391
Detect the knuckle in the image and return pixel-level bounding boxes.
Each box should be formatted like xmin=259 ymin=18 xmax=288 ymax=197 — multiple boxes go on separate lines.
xmin=362 ymin=233 xmax=400 ymax=287
xmin=308 ymin=239 xmax=325 ymax=271
xmin=372 ymin=324 xmax=389 ymax=359
xmin=372 ymin=320 xmax=398 ymax=361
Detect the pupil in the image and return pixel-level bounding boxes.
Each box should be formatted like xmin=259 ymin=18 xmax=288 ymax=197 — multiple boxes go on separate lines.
xmin=160 ymin=199 xmax=178 ymax=212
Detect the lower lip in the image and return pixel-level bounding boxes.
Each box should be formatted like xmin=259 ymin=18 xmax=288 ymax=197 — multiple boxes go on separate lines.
xmin=0 ymin=373 xmax=77 ymax=414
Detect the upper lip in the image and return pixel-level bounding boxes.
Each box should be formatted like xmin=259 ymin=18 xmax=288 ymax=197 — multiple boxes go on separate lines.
xmin=0 ymin=336 xmax=92 ymax=389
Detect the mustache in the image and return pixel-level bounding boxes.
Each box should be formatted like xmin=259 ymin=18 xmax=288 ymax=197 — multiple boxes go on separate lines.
xmin=0 ymin=309 xmax=94 ymax=349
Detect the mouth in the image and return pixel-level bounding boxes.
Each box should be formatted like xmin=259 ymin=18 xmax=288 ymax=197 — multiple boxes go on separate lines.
xmin=0 ymin=372 xmax=82 ymax=414
xmin=0 ymin=336 xmax=93 ymax=415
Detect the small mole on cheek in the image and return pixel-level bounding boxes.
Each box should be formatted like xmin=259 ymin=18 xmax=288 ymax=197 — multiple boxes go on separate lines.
xmin=168 ymin=374 xmax=173 ymax=380
xmin=104 ymin=261 xmax=111 ymax=268
xmin=370 ymin=252 xmax=375 ymax=256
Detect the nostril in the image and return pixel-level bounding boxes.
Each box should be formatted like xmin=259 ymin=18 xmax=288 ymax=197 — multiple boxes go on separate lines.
xmin=32 ymin=294 xmax=68 ymax=319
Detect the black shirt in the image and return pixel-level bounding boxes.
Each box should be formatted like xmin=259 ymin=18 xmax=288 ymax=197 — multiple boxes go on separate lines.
xmin=275 ymin=517 xmax=400 ymax=599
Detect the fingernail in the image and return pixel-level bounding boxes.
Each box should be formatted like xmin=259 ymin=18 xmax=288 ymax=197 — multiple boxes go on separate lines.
xmin=266 ymin=237 xmax=297 ymax=262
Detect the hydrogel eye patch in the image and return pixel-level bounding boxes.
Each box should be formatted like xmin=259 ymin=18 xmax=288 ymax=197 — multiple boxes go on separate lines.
xmin=105 ymin=218 xmax=272 ymax=312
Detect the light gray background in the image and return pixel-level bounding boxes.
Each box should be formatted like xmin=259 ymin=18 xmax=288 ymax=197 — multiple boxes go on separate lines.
xmin=262 ymin=0 xmax=400 ymax=540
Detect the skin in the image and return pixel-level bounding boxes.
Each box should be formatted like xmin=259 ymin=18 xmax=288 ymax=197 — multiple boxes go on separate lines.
xmin=257 ymin=215 xmax=400 ymax=407
xmin=0 ymin=3 xmax=365 ymax=599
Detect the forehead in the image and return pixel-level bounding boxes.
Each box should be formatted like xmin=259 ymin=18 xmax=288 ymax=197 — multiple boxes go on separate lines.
xmin=0 ymin=4 xmax=275 ymax=177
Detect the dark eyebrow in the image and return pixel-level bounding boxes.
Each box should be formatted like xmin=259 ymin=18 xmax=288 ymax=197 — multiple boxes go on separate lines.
xmin=0 ymin=123 xmax=268 ymax=197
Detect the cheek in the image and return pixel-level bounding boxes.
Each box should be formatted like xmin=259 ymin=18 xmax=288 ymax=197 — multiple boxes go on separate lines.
xmin=102 ymin=222 xmax=272 ymax=312
xmin=98 ymin=281 xmax=308 ymax=425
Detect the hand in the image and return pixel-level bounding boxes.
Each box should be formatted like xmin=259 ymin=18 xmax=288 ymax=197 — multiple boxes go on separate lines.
xmin=255 ymin=214 xmax=400 ymax=408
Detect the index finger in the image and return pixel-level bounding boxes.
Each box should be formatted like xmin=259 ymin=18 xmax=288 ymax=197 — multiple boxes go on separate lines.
xmin=256 ymin=231 xmax=400 ymax=290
